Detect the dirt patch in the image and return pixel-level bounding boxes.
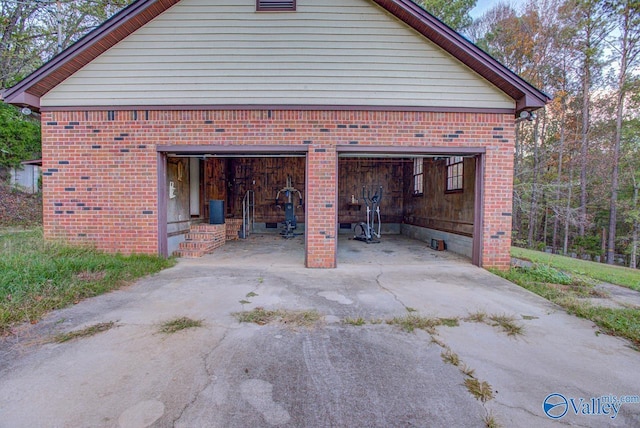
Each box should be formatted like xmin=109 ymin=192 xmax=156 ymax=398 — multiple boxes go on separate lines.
xmin=0 ymin=185 xmax=42 ymax=227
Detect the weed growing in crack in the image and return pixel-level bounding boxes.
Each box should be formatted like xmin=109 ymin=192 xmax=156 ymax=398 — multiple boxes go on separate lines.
xmin=159 ymin=317 xmax=203 ymax=334
xmin=465 ymin=378 xmax=494 ymax=402
xmin=387 ymin=315 xmax=460 ymax=334
xmin=483 ymin=411 xmax=501 ymax=428
xmin=460 ymin=363 xmax=475 ymax=378
xmin=52 ymin=321 xmax=115 ymax=343
xmin=489 ymin=314 xmax=524 ymax=336
xmin=441 ymin=348 xmax=460 ymax=366
xmin=234 ymin=307 xmax=321 ymax=328
xmin=439 ymin=317 xmax=460 ymax=327
xmin=343 ymin=317 xmax=366 ymax=326
xmin=405 ymin=307 xmax=417 ymax=313
xmin=430 ymin=336 xmax=446 ymax=347
xmin=465 ymin=311 xmax=525 ymax=337
xmin=246 ymin=292 xmax=258 ymax=298
xmin=465 ymin=311 xmax=487 ymax=323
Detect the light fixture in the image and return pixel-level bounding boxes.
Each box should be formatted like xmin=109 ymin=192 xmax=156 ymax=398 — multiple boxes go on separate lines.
xmin=516 ymin=110 xmax=536 ymax=123
xmin=21 ymin=107 xmax=32 ymax=116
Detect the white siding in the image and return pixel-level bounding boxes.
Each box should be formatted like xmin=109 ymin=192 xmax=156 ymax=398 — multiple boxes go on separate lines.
xmin=41 ymin=0 xmax=514 ymax=109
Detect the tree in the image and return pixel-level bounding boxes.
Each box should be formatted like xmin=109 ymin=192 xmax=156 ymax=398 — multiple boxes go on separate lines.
xmin=0 ymin=103 xmax=40 ymax=169
xmin=0 ymin=0 xmax=44 ymax=88
xmin=1 ymin=0 xmax=132 ymax=90
xmin=414 ymin=0 xmax=477 ymax=31
xmin=558 ymin=0 xmax=611 ymax=238
xmin=605 ymin=0 xmax=640 ymax=264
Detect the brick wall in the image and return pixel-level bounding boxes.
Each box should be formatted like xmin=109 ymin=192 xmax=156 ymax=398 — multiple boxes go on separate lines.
xmin=41 ymin=109 xmax=514 ymax=269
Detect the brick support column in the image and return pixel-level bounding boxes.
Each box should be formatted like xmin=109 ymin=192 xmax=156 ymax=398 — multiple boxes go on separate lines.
xmin=480 ymin=126 xmax=515 ymax=269
xmin=305 ymin=146 xmax=337 ymax=268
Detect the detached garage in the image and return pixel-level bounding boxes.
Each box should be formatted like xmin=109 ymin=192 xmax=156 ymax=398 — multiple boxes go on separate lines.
xmin=3 ymin=0 xmax=548 ymax=269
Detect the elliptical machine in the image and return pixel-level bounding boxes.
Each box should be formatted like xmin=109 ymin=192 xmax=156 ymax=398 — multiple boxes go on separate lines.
xmin=354 ymin=186 xmax=382 ymax=244
xmin=275 ymin=176 xmax=304 ymax=239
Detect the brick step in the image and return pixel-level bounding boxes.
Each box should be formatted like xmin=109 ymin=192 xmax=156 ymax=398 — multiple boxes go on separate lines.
xmin=191 ymin=223 xmax=225 ymax=233
xmin=179 ymin=240 xmax=218 ymax=251
xmin=186 ymin=232 xmax=224 ymax=241
xmin=174 ymin=222 xmax=227 ymax=258
xmin=226 ymin=218 xmax=244 ymax=241
xmin=173 ymin=249 xmax=207 ymax=258
xmin=226 ymin=230 xmax=240 ymax=240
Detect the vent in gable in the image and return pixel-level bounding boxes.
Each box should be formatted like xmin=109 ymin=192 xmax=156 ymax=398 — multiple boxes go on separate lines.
xmin=256 ymin=0 xmax=296 ymax=11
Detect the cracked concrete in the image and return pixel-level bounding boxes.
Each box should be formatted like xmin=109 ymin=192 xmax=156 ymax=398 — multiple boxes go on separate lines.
xmin=1 ymin=234 xmax=639 ymax=427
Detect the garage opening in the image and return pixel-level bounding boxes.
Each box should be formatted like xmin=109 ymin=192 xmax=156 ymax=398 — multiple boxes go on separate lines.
xmin=157 ymin=146 xmax=308 ymax=261
xmin=337 ymin=150 xmax=483 ymax=266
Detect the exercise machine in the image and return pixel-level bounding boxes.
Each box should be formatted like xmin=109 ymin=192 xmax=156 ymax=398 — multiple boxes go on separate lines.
xmin=275 ymin=176 xmax=304 ymax=239
xmin=354 ymin=186 xmax=382 ymax=244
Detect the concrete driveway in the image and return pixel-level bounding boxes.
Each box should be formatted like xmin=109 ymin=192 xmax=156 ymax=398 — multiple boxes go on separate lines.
xmin=1 ymin=235 xmax=639 ymax=427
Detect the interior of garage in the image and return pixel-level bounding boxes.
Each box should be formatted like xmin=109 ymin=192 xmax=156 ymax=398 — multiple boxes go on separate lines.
xmin=165 ymin=154 xmax=477 ymax=260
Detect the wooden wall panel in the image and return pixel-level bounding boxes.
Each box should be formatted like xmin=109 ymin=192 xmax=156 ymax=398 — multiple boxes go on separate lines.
xmin=203 ymin=158 xmax=227 ymax=220
xmin=204 ymin=157 xmax=306 ymax=223
xmin=338 ymin=158 xmax=405 ymax=224
xmin=403 ymin=158 xmax=475 ymax=235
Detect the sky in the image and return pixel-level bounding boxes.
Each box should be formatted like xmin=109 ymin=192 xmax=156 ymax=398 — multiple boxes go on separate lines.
xmin=470 ymin=0 xmax=505 ymax=18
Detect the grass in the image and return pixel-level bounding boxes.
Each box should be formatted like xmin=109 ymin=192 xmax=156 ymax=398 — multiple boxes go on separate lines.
xmin=159 ymin=316 xmax=203 ymax=334
xmin=512 ymin=247 xmax=640 ymax=291
xmin=0 ymin=228 xmax=175 ymax=335
xmin=495 ymin=264 xmax=640 ymax=348
xmin=52 ymin=321 xmax=115 ymax=343
xmin=233 ymin=307 xmax=321 ymax=327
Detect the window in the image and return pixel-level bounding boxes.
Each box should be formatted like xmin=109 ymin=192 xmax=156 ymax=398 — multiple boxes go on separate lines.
xmin=413 ymin=158 xmax=424 ymax=195
xmin=256 ymin=0 xmax=296 ymax=11
xmin=446 ymin=156 xmax=463 ymax=192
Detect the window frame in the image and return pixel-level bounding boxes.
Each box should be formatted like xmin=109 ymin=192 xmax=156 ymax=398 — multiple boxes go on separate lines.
xmin=413 ymin=158 xmax=424 ymax=196
xmin=445 ymin=156 xmax=464 ymax=193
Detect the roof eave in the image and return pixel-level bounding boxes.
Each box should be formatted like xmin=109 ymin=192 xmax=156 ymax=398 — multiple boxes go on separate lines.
xmin=3 ymin=0 xmax=175 ymax=110
xmin=3 ymin=89 xmax=41 ymax=109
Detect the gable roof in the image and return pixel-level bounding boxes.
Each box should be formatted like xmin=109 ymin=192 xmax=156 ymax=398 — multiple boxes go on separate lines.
xmin=2 ymin=0 xmax=549 ymax=113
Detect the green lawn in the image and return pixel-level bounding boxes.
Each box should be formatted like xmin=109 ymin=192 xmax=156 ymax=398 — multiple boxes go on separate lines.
xmin=511 ymin=247 xmax=640 ymax=291
xmin=495 ymin=249 xmax=640 ymax=349
xmin=0 ymin=228 xmax=175 ymax=334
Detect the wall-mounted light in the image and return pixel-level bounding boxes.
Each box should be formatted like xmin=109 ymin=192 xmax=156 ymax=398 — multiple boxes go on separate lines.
xmin=21 ymin=107 xmax=32 ymax=116
xmin=516 ymin=110 xmax=536 ymax=123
